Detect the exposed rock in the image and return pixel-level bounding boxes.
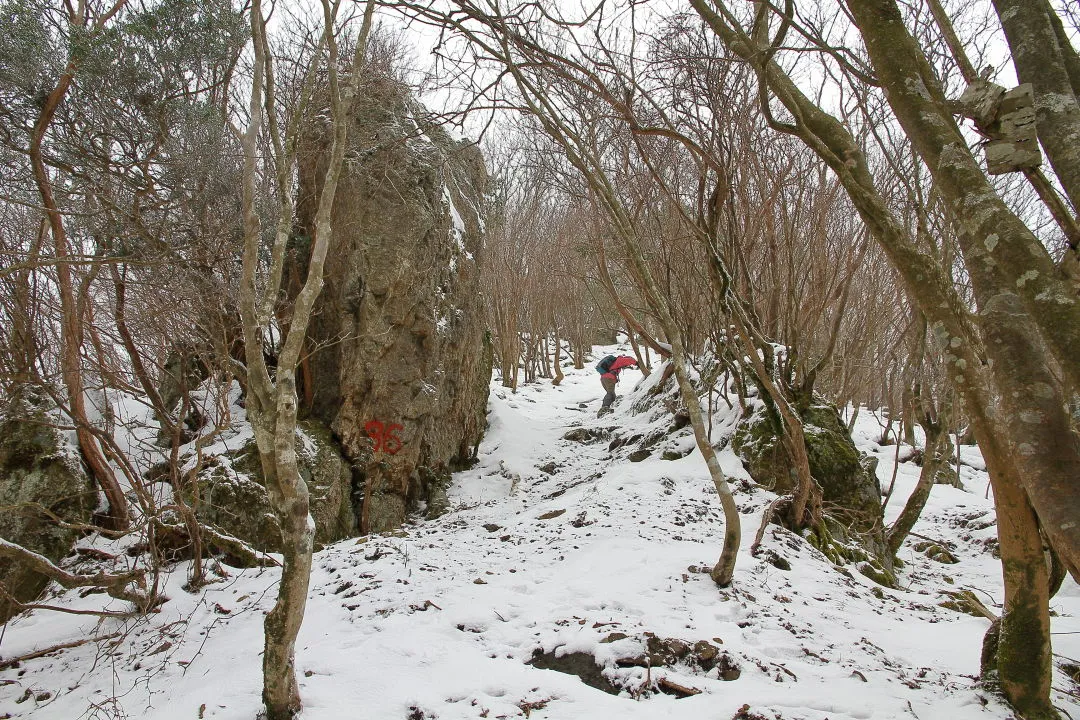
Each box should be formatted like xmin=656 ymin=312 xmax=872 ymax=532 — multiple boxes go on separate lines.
xmin=418 ymin=465 xmax=452 ymax=521
xmin=195 ymin=419 xmax=355 ymax=552
xmin=296 ymin=70 xmax=490 ymax=534
xmin=669 ymin=411 xmax=691 ymax=432
xmin=155 ymin=348 xmax=209 ymax=443
xmin=628 ymin=449 xmax=652 ymax=462
xmin=0 ymin=392 xmax=95 ymax=622
xmin=761 ymin=549 xmax=791 ymax=571
xmin=647 ymin=635 xmax=691 ymax=666
xmin=564 ymin=428 xmax=606 ymax=444
xmin=732 ymin=401 xmax=883 ymax=531
xmin=733 ymin=399 xmax=892 ymax=578
xmin=716 ymin=652 xmax=742 ymax=681
xmin=608 ymin=433 xmax=638 ymax=451
xmin=616 ymin=635 xmax=725 ymax=674
xmin=911 ymin=440 xmax=962 ymax=488
xmin=693 ymin=640 xmax=720 ymax=668
xmin=913 ymin=540 xmax=959 ymax=564
xmin=528 ymin=649 xmax=619 ymax=695
xmin=730 ymin=403 xmax=881 ymax=526
xmin=537 ymin=509 xmax=565 ymax=521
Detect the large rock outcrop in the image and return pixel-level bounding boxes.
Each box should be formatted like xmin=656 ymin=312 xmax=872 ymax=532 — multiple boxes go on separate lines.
xmin=295 ymin=72 xmax=491 ymax=533
xmin=0 ymin=392 xmax=95 ymax=622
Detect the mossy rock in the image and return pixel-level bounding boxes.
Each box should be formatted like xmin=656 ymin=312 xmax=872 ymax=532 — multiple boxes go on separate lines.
xmin=807 ymin=517 xmax=895 ymax=587
xmin=807 ymin=517 xmax=868 ymax=565
xmin=194 ymin=419 xmax=356 ymax=552
xmin=0 ymin=393 xmax=95 ymax=622
xmin=732 ymin=401 xmax=883 ymax=533
xmin=858 ymin=561 xmax=896 ymax=588
xmin=418 ymin=465 xmax=452 ymax=520
xmin=912 ymin=541 xmax=960 ymax=564
xmin=939 ymin=590 xmax=989 ymax=617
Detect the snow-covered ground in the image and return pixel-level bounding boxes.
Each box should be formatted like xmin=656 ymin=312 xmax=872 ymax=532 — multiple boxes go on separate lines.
xmin=1 ymin=343 xmax=1078 ymax=720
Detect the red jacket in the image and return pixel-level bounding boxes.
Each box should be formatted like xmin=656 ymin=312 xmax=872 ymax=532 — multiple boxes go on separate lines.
xmin=602 ymin=355 xmax=638 ymax=382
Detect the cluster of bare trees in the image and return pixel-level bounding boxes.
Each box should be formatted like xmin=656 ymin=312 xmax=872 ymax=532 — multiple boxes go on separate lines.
xmin=0 ymin=0 xmax=379 ymax=716
xmin=3 ymin=0 xmax=1079 ymax=717
xmin=0 ymin=0 xmax=252 ymax=597
xmin=481 ymin=137 xmax=628 ymax=389
xmin=389 ymin=1 xmax=1078 ymax=717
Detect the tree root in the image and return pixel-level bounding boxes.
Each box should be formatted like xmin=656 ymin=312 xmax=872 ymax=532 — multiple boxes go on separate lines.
xmin=750 ymin=497 xmax=789 ymax=556
xmin=0 ymin=633 xmax=121 ymax=670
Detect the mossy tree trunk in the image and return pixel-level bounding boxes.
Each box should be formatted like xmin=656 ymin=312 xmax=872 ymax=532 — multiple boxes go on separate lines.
xmin=689 ymin=3 xmax=1066 ymax=715
xmin=844 ymin=0 xmax=1080 ymax=585
xmin=980 ymin=441 xmax=1056 ymax=720
xmin=843 ymin=1 xmax=1080 ymax=393
xmin=992 ymin=0 xmax=1080 ymax=213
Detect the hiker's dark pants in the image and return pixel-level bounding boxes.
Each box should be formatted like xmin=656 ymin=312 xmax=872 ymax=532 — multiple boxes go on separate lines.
xmin=601 ymin=376 xmax=617 ymax=409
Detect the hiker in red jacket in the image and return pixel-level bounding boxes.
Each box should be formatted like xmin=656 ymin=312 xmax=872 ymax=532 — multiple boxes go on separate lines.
xmin=596 ymin=354 xmax=638 ymax=416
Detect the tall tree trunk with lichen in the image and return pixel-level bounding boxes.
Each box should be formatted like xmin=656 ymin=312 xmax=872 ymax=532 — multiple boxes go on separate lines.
xmin=844 ymin=0 xmax=1080 ymax=585
xmin=689 ymin=2 xmax=1065 ymax=714
xmin=992 ymin=0 xmax=1080 ymax=213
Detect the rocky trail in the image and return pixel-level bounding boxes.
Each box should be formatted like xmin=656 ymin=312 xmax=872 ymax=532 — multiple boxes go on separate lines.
xmin=0 ymin=348 xmax=1078 ymax=720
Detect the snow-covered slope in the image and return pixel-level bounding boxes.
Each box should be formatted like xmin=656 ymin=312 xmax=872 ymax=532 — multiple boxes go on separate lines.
xmin=0 ymin=344 xmax=1077 ymax=720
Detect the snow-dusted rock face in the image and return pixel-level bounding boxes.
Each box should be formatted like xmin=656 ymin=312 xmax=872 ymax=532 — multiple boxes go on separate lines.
xmin=295 ymin=74 xmax=490 ymax=533
xmin=732 ymin=400 xmax=883 ymax=530
xmin=0 ymin=393 xmax=94 ymax=622
xmin=195 ymin=419 xmax=355 ymax=553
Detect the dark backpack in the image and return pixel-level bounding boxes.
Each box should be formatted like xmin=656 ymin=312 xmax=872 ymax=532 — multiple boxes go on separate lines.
xmin=595 ymin=355 xmax=616 ymax=374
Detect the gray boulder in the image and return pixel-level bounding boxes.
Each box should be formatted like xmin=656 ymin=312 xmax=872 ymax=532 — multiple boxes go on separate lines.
xmin=195 ymin=419 xmax=355 ymax=552
xmin=0 ymin=393 xmax=95 ymax=622
xmin=295 ymin=71 xmax=491 ymax=533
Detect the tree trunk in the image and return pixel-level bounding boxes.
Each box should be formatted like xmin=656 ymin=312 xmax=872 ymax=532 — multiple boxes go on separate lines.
xmin=28 ymin=40 xmax=129 ymax=530
xmin=844 ymin=0 xmax=1080 ymax=393
xmin=843 ymin=0 xmax=1080 ymax=582
xmin=552 ymin=321 xmax=564 ymax=386
xmin=603 ymin=213 xmax=740 ymax=584
xmin=239 ymin=1 xmax=376 ymax=716
xmin=980 ymin=441 xmax=1057 ymax=720
xmin=887 ymin=419 xmax=947 ymax=557
xmin=993 ymin=0 xmax=1080 ymax=213
xmin=626 ymin=324 xmax=650 ymax=377
xmin=258 ymin=370 xmax=315 ymax=720
xmin=690 ymin=5 xmax=1066 ymax=715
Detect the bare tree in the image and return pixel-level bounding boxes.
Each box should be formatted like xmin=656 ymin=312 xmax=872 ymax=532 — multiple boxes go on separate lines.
xmin=236 ymin=0 xmax=375 ymax=716
xmin=25 ymin=0 xmax=131 ymax=529
xmin=686 ymin=1 xmax=1075 ymax=715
